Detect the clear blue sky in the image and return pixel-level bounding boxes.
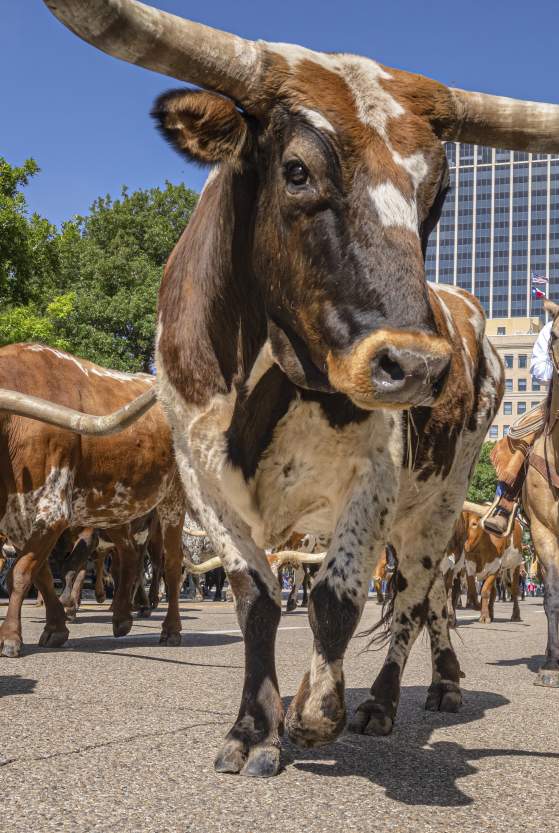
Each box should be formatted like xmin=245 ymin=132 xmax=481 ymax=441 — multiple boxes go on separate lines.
xmin=3 ymin=0 xmax=559 ymax=226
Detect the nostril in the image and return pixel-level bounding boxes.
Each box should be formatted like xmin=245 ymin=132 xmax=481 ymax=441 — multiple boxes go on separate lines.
xmin=378 ymin=354 xmax=405 ymax=382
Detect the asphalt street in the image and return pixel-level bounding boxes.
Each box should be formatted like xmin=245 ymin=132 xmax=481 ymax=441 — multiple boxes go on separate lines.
xmin=0 ymin=594 xmax=557 ymax=833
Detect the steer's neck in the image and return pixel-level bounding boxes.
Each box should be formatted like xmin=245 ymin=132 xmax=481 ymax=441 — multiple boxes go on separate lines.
xmin=157 ymin=165 xmax=265 ymax=407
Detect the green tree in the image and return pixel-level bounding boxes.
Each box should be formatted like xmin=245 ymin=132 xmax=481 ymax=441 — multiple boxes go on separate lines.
xmin=55 ymin=183 xmax=198 ymax=371
xmin=0 ymin=158 xmax=198 ymax=372
xmin=467 ymin=442 xmax=497 ymax=503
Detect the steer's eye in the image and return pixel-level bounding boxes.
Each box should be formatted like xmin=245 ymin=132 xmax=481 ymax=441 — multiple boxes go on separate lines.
xmin=284 ymin=160 xmax=309 ymax=188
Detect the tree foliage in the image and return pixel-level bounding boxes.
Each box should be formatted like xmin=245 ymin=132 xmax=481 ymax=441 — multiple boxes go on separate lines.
xmin=0 ymin=157 xmax=198 ymax=371
xmin=467 ymin=442 xmax=497 ymax=503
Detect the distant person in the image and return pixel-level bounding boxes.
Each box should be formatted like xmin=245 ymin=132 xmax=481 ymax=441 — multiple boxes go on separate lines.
xmin=485 ymin=320 xmax=553 ymax=536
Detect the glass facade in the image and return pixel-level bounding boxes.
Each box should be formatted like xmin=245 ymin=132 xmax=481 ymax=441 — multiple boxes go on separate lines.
xmin=427 ymin=144 xmax=559 ymax=318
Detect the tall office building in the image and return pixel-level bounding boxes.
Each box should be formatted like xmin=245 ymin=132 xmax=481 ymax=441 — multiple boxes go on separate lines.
xmin=426 ymin=143 xmax=559 ymax=318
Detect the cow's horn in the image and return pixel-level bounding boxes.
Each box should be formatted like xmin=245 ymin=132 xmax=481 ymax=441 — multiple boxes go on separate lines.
xmin=183 ymin=527 xmax=208 ymax=538
xmin=0 ymin=386 xmax=156 ymax=436
xmin=443 ymin=89 xmax=559 ymax=153
xmin=43 ymin=0 xmax=262 ymax=106
xmin=183 ymin=556 xmax=222 ymax=574
xmin=272 ymin=551 xmax=327 ymax=567
xmin=463 ymin=500 xmax=490 ymax=517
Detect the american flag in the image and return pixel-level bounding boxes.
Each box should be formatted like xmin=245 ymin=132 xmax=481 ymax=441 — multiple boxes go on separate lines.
xmin=531 ymin=272 xmax=549 ymax=286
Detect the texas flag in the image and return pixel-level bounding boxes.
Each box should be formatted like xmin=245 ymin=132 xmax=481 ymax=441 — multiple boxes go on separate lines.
xmin=531 ymin=272 xmax=548 ymax=299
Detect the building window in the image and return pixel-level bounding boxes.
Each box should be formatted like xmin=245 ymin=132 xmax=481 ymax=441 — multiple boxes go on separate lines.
xmin=489 ymin=425 xmax=498 ymax=439
xmin=504 ymin=354 xmax=514 ymax=368
xmin=503 ymin=425 xmax=510 ymax=436
xmin=531 ymin=401 xmax=539 ymax=409
xmin=518 ymin=354 xmax=528 ymax=368
xmin=517 ymin=402 xmax=527 ymax=415
xmin=505 ymin=379 xmax=513 ymax=392
xmin=532 ymin=379 xmax=541 ymax=391
xmin=518 ymin=379 xmax=527 ymax=391
xmin=497 ymin=326 xmax=506 ymax=335
xmin=503 ymin=402 xmax=512 ymax=415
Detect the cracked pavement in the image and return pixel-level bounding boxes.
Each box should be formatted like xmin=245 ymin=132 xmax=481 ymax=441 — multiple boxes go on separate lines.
xmin=0 ymin=595 xmax=557 ymax=833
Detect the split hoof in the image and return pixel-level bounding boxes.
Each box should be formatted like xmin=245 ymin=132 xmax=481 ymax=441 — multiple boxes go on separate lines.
xmin=1 ymin=637 xmax=23 ymax=658
xmin=113 ymin=618 xmax=133 ymax=638
xmin=65 ymin=609 xmax=77 ymax=624
xmin=534 ymin=667 xmax=559 ymax=688
xmin=286 ymin=673 xmax=346 ymax=748
xmin=478 ymin=615 xmax=492 ymax=624
xmin=347 ymin=699 xmax=394 ymax=736
xmin=214 ymin=739 xmax=247 ymax=775
xmin=286 ymin=599 xmax=297 ymax=613
xmin=135 ymin=607 xmax=152 ymax=619
xmin=425 ymin=682 xmax=462 ymax=713
xmin=38 ymin=627 xmax=69 ymax=649
xmin=241 ymin=745 xmax=281 ymax=778
xmin=95 ymin=592 xmax=107 ymax=605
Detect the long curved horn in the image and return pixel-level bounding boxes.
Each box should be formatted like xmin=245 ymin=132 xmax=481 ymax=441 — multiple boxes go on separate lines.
xmin=183 ymin=556 xmax=222 ymax=574
xmin=271 ymin=551 xmax=327 ymax=567
xmin=0 ymin=386 xmax=156 ymax=436
xmin=43 ymin=0 xmax=262 ymax=106
xmin=183 ymin=528 xmax=208 ymax=538
xmin=444 ymin=89 xmax=559 ymax=153
xmin=463 ymin=500 xmax=490 ymax=517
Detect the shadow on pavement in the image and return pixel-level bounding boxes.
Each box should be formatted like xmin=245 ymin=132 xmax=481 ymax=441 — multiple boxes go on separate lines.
xmin=486 ymin=654 xmax=546 ymax=673
xmin=0 ymin=674 xmax=37 ymax=698
xmin=283 ymin=685 xmax=559 ymax=807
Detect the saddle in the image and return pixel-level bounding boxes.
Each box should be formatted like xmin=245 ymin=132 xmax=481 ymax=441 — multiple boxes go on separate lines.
xmin=491 ymin=403 xmax=559 ymax=491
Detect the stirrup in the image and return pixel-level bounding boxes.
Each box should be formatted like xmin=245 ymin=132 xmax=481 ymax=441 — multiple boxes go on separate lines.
xmin=481 ymin=495 xmax=518 ymax=538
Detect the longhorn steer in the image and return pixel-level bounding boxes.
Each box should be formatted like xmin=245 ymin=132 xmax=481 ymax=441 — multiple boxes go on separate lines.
xmin=0 ymin=343 xmax=186 ymax=656
xmin=462 ymin=512 xmax=524 ymax=624
xmin=41 ymin=0 xmax=559 ymax=778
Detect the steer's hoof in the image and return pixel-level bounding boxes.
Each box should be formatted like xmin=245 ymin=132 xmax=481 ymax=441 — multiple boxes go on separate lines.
xmin=241 ymin=745 xmax=281 ymax=778
xmin=286 ymin=599 xmax=297 ymax=613
xmin=113 ymin=618 xmax=133 ymax=638
xmin=1 ymin=637 xmax=23 ymax=658
xmin=286 ymin=674 xmax=346 ymax=748
xmin=38 ymin=627 xmax=70 ymax=649
xmin=534 ymin=667 xmax=559 ymax=688
xmin=95 ymin=592 xmax=107 ymax=605
xmin=347 ymin=698 xmax=394 ymax=736
xmin=214 ymin=739 xmax=247 ymax=775
xmin=136 ymin=607 xmax=152 ymax=619
xmin=159 ymin=630 xmax=181 ymax=647
xmin=478 ymin=615 xmax=492 ymax=624
xmin=65 ymin=609 xmax=77 ymax=624
xmin=425 ymin=682 xmax=462 ymax=713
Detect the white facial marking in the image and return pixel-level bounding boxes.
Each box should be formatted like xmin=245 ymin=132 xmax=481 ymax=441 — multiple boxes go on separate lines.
xmin=368 ymin=182 xmax=418 ymax=233
xmin=297 ymin=107 xmax=336 ymax=134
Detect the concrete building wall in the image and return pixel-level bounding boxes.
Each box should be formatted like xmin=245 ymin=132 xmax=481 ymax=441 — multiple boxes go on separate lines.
xmin=485 ymin=317 xmax=547 ymax=440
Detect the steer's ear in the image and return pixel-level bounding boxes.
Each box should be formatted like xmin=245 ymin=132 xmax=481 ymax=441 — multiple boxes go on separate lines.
xmin=151 ymin=89 xmax=252 ymax=165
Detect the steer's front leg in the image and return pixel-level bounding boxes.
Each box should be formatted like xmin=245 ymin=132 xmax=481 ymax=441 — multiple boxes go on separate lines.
xmin=286 ymin=475 xmax=392 ymax=748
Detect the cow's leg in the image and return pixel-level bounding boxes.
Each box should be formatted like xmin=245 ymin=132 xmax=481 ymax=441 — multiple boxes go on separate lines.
xmin=286 ymin=474 xmax=390 ymax=749
xmin=60 ymin=529 xmax=98 ymax=619
xmin=0 ymin=524 xmax=66 ymax=657
xmin=479 ymin=574 xmax=497 ymax=624
xmin=148 ymin=521 xmax=163 ymax=610
xmin=287 ymin=565 xmax=304 ymax=612
xmin=424 ymin=572 xmax=462 ymax=713
xmin=34 ymin=560 xmax=70 ymax=648
xmin=157 ymin=487 xmax=186 ymax=646
xmin=94 ymin=552 xmax=107 ymax=604
xmin=510 ymin=566 xmax=522 ymax=622
xmin=349 ymin=504 xmax=459 ymax=737
xmin=67 ymin=567 xmax=87 ymax=622
xmin=176 ymin=469 xmax=283 ymax=776
xmin=465 ymin=574 xmax=480 ymax=609
xmin=301 ymin=568 xmax=310 ymax=607
xmin=106 ymin=529 xmax=137 ymax=638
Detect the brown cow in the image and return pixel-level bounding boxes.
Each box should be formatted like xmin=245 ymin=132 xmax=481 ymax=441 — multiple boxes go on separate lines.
xmin=462 ymin=513 xmax=523 ymax=624
xmin=0 ymin=343 xmax=186 ymax=657
xmin=35 ymin=0 xmax=559 ymax=779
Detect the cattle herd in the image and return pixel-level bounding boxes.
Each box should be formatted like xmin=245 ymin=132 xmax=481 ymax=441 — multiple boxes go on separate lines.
xmin=2 ymin=0 xmax=559 ymax=779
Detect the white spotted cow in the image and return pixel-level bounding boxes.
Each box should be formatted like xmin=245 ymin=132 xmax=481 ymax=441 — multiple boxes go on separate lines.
xmin=37 ymin=0 xmax=559 ymax=778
